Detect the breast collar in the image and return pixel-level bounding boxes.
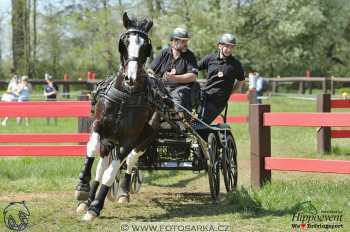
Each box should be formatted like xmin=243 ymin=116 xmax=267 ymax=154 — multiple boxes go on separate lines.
xmin=102 ymin=74 xmax=149 ymax=107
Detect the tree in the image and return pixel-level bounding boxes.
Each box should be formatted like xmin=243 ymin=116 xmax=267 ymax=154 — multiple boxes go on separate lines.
xmin=4 ymin=0 xmax=350 ymax=80
xmin=32 ymin=0 xmax=38 ymax=78
xmin=0 ymin=13 xmax=4 ymax=79
xmin=12 ymin=0 xmax=29 ymax=75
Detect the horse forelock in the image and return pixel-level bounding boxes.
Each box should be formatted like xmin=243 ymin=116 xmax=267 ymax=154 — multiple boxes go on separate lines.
xmin=125 ymin=16 xmax=152 ymax=33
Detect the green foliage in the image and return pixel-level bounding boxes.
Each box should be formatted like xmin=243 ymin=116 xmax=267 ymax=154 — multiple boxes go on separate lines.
xmin=2 ymin=0 xmax=350 ymax=80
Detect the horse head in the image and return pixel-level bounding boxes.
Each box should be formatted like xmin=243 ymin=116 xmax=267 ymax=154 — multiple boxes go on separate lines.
xmin=118 ymin=12 xmax=153 ymax=82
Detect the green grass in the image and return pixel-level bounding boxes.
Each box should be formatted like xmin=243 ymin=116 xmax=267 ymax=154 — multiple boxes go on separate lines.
xmin=0 ymin=96 xmax=349 ymax=231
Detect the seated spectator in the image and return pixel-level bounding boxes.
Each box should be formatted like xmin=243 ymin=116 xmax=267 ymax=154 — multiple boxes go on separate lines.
xmin=16 ymin=75 xmax=32 ymax=126
xmin=17 ymin=75 xmax=32 ymax=102
xmin=1 ymin=71 xmax=20 ymax=126
xmin=1 ymin=71 xmax=19 ymax=102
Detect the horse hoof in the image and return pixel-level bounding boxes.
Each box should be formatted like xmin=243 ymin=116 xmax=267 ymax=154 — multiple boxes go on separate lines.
xmin=82 ymin=211 xmax=97 ymax=222
xmin=118 ymin=196 xmax=130 ymax=204
xmin=76 ymin=202 xmax=89 ymax=214
xmin=75 ymin=190 xmax=89 ymax=201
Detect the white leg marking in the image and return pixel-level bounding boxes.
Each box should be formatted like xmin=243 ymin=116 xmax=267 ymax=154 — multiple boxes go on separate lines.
xmin=126 ymin=149 xmax=144 ymax=174
xmin=87 ymin=132 xmax=100 ymax=158
xmin=101 ymin=159 xmax=121 ymax=186
xmin=95 ymin=156 xmax=109 ymax=182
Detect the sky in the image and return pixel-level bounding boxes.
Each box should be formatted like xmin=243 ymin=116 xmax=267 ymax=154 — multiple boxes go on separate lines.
xmin=0 ymin=0 xmax=11 ymax=13
xmin=0 ymin=0 xmax=64 ymax=58
xmin=0 ymin=0 xmax=12 ymax=58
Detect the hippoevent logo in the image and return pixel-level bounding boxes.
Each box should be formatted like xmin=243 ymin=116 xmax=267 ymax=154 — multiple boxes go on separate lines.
xmin=3 ymin=201 xmax=30 ymax=231
xmin=291 ymin=201 xmax=343 ymax=230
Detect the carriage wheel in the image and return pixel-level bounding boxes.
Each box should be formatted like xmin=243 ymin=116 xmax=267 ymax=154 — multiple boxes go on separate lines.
xmin=222 ymin=135 xmax=238 ymax=192
xmin=130 ymin=168 xmax=143 ymax=194
xmin=207 ymin=133 xmax=220 ymax=201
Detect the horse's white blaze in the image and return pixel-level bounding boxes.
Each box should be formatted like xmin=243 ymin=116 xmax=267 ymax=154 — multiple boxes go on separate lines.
xmin=127 ymin=34 xmax=144 ymax=81
xmin=87 ymin=132 xmax=100 ymax=158
xmin=101 ymin=159 xmax=121 ymax=186
xmin=95 ymin=156 xmax=109 ymax=182
xmin=128 ymin=61 xmax=138 ymax=82
xmin=126 ymin=149 xmax=145 ymax=174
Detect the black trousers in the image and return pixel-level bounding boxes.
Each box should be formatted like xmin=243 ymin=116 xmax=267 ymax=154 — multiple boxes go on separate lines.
xmin=200 ymin=97 xmax=226 ymax=124
xmin=167 ymin=85 xmax=192 ymax=112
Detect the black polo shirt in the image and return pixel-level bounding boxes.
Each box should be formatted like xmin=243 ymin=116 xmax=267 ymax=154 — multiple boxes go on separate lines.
xmin=150 ymin=47 xmax=198 ymax=89
xmin=198 ymin=53 xmax=244 ymax=107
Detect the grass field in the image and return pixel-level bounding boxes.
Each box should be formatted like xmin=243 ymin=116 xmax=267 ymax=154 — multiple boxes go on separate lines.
xmin=0 ymin=96 xmax=349 ymax=232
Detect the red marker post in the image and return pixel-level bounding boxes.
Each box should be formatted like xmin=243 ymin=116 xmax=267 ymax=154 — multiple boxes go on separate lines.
xmin=63 ymin=73 xmax=70 ymax=98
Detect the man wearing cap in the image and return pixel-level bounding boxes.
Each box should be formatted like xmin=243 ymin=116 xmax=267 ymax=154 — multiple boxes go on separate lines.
xmin=149 ymin=27 xmax=198 ymax=117
xmin=198 ymin=33 xmax=245 ymax=124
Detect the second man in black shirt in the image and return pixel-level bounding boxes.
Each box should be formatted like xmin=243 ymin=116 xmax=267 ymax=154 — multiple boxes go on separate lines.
xmin=198 ymin=33 xmax=245 ymax=124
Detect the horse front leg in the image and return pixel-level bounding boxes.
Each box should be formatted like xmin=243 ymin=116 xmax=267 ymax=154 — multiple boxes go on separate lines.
xmin=118 ymin=112 xmax=160 ymax=203
xmin=75 ymin=131 xmax=100 ymax=201
xmin=82 ymin=157 xmax=121 ymax=221
xmin=117 ymin=149 xmax=145 ymax=203
xmin=76 ymin=138 xmax=114 ymax=214
xmin=76 ymin=156 xmax=109 ymax=213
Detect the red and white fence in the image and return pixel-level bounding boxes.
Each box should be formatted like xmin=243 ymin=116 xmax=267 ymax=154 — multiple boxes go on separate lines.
xmin=0 ymin=101 xmax=91 ymax=157
xmin=0 ymin=92 xmax=254 ymax=157
xmin=250 ymin=104 xmax=350 ymax=188
xmin=317 ymin=94 xmax=350 ymax=153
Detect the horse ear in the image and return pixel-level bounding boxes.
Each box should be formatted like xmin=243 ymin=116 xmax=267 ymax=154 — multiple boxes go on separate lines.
xmin=144 ymin=20 xmax=153 ymax=33
xmin=122 ymin=12 xmax=130 ymax=29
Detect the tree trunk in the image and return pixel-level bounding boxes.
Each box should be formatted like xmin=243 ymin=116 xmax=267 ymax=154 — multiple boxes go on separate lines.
xmin=12 ymin=0 xmax=27 ymax=75
xmin=0 ymin=40 xmax=3 ymax=79
xmin=102 ymin=0 xmax=113 ymax=71
xmin=32 ymin=0 xmax=37 ymax=78
xmin=0 ymin=15 xmax=3 ymax=79
xmin=25 ymin=0 xmax=31 ymax=78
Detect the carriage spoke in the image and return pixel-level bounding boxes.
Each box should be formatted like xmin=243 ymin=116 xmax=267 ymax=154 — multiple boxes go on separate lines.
xmin=222 ymin=135 xmax=238 ymax=192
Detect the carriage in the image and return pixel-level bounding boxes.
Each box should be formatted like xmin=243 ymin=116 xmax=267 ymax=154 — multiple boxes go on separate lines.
xmin=109 ymin=100 xmax=238 ymax=202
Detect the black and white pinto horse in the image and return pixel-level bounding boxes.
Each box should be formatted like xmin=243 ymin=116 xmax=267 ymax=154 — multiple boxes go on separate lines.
xmin=75 ymin=13 xmax=162 ymax=222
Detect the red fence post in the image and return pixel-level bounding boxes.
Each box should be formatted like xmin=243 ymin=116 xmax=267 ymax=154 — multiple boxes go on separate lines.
xmin=317 ymin=94 xmax=331 ymax=154
xmin=250 ymin=104 xmax=271 ymax=188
